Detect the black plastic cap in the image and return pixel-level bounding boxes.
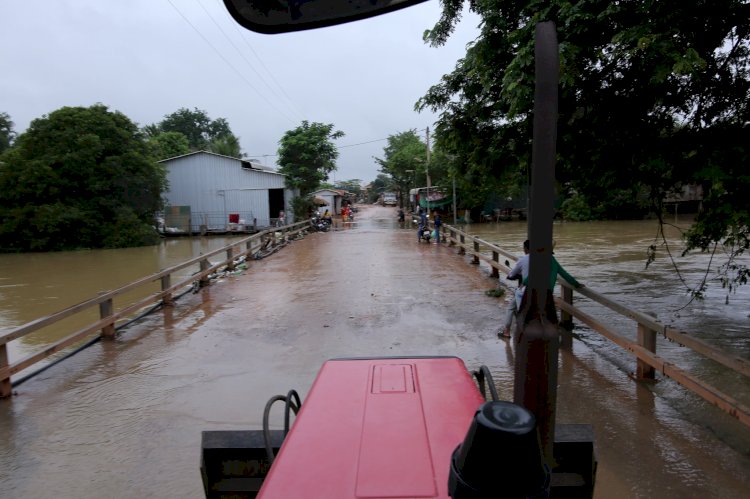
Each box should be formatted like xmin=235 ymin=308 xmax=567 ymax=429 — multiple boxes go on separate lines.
xmin=449 ymin=401 xmax=549 ymax=498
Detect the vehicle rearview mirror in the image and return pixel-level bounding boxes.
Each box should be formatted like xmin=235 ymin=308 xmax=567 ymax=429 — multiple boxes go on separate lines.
xmin=223 ymin=0 xmax=429 ymax=34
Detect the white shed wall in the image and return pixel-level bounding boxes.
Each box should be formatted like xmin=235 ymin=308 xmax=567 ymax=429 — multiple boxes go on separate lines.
xmin=163 ymin=153 xmax=292 ymax=228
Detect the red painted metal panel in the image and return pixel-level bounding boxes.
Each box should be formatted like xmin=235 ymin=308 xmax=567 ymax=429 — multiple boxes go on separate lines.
xmin=257 ymin=357 xmax=484 ymax=499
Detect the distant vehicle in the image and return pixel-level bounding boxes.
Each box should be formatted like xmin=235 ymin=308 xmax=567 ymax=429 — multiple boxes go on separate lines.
xmin=382 ymin=192 xmax=397 ymax=206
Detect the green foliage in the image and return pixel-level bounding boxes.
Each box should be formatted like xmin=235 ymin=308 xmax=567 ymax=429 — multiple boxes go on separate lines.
xmin=367 ymin=173 xmax=396 ymax=203
xmin=421 ymin=0 xmax=750 ymax=285
xmin=152 ymin=107 xmax=241 ymax=156
xmin=335 ymin=179 xmax=364 ymax=198
xmin=209 ymin=134 xmax=243 ymax=158
xmin=0 ymin=112 xmax=14 ymax=154
xmin=560 ymin=193 xmax=595 ymax=221
xmin=375 ymin=130 xmax=427 ymax=206
xmin=291 ymin=195 xmax=317 ymax=221
xmin=146 ymin=131 xmax=190 ymax=160
xmin=0 ymin=104 xmax=167 ymax=252
xmin=277 ymin=121 xmax=344 ymax=196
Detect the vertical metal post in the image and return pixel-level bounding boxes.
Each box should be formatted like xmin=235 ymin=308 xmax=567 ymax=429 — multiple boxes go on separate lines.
xmin=226 ymin=248 xmax=235 ymax=271
xmin=560 ymin=285 xmax=574 ymax=348
xmin=560 ymin=285 xmax=573 ymax=329
xmin=99 ymin=297 xmax=116 ymax=340
xmin=636 ymin=324 xmax=657 ymax=380
xmin=452 ymin=173 xmax=457 ymax=224
xmin=492 ymin=250 xmax=500 ymax=278
xmin=514 ymin=21 xmax=560 ymax=465
xmin=459 ymin=234 xmax=466 ymax=255
xmin=472 ymin=240 xmax=480 ymax=265
xmin=199 ymin=257 xmax=211 ymax=287
xmin=0 ymin=344 xmax=11 ymax=397
xmin=161 ymin=275 xmax=173 ymax=307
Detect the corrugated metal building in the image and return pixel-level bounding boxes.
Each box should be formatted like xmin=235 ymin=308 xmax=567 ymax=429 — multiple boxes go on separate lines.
xmin=160 ymin=151 xmax=296 ymax=231
xmin=310 ymin=188 xmax=345 ymax=216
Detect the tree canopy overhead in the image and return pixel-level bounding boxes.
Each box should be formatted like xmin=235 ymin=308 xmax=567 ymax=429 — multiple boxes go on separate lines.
xmin=0 ymin=104 xmax=167 ymax=251
xmin=277 ymin=120 xmax=344 ymax=196
xmin=419 ymin=0 xmax=749 ymax=265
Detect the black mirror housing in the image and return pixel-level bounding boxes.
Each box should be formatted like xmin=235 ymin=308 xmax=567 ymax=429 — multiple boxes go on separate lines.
xmin=224 ymin=0 xmax=429 ymax=34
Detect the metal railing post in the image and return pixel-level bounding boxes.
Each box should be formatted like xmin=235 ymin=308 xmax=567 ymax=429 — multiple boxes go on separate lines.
xmin=636 ymin=323 xmax=657 ymax=380
xmin=491 ymin=250 xmax=500 ymax=278
xmin=472 ymin=240 xmax=480 ymax=265
xmin=99 ymin=297 xmax=116 ymax=340
xmin=560 ymin=286 xmax=573 ymax=329
xmin=226 ymin=248 xmax=235 ymax=270
xmin=0 ymin=344 xmax=11 ymax=397
xmin=161 ymin=275 xmax=173 ymax=307
xmin=199 ymin=257 xmax=211 ymax=287
xmin=459 ymin=234 xmax=466 ymax=255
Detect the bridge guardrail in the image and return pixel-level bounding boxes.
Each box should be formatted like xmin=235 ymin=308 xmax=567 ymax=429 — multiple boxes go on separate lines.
xmin=0 ymin=220 xmax=312 ymax=397
xmin=443 ymin=224 xmax=750 ymax=428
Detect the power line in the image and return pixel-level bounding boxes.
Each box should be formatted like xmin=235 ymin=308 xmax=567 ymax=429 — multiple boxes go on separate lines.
xmin=196 ymin=0 xmax=305 ymax=122
xmin=337 ymin=137 xmax=390 ymax=149
xmin=214 ymin=0 xmax=307 ymax=121
xmin=247 ymin=128 xmax=430 ymax=157
xmin=166 ymin=0 xmax=297 ymax=124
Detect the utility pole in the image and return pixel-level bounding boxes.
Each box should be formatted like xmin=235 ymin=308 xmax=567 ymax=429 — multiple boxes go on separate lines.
xmin=513 ymin=21 xmax=560 ymax=466
xmin=425 ymin=127 xmax=431 ymax=187
xmin=425 ymin=127 xmax=431 ymax=216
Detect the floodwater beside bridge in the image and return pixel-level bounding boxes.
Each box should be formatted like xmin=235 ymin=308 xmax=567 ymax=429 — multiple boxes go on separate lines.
xmin=0 ymin=205 xmax=749 ymax=498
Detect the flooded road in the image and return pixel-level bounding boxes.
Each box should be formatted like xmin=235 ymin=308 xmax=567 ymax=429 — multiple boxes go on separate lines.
xmin=1 ymin=206 xmax=749 ymax=498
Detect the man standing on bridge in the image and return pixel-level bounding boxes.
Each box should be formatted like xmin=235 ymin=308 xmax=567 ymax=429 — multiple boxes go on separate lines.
xmin=500 ymin=239 xmax=530 ymax=339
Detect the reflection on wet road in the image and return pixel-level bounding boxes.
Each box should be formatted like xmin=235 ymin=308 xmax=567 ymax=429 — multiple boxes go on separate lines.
xmin=1 ymin=206 xmax=749 ymax=498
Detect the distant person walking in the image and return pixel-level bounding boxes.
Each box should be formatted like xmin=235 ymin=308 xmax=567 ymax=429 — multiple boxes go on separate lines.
xmin=433 ymin=212 xmax=442 ymax=243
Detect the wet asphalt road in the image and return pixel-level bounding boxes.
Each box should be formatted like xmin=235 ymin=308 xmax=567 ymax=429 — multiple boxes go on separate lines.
xmin=2 ymin=204 xmax=749 ymax=498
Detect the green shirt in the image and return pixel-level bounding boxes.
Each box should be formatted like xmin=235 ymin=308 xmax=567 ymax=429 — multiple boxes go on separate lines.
xmin=523 ymin=256 xmax=580 ymax=289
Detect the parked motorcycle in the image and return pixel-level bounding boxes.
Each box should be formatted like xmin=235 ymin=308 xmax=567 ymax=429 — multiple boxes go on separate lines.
xmin=417 ymin=223 xmax=432 ymax=243
xmin=311 ymin=215 xmax=330 ymax=232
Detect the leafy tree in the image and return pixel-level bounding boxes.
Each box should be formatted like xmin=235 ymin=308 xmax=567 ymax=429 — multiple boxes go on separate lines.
xmin=154 ymin=108 xmax=242 ymax=157
xmin=334 ymin=179 xmax=364 ymax=199
xmin=209 ymin=134 xmax=243 ymax=158
xmin=0 ymin=104 xmax=167 ymax=251
xmin=375 ymin=130 xmax=427 ymax=206
xmin=291 ymin=195 xmax=318 ymax=221
xmin=420 ymin=0 xmax=749 ymax=286
xmin=277 ymin=121 xmax=344 ymax=196
xmin=146 ymin=131 xmax=190 ymax=160
xmin=367 ymin=173 xmax=397 ymax=203
xmin=0 ymin=112 xmax=15 ymax=154
xmin=141 ymin=123 xmax=161 ymax=139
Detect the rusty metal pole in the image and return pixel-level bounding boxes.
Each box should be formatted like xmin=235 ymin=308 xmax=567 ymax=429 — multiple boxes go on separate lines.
xmin=513 ymin=21 xmax=560 ymax=466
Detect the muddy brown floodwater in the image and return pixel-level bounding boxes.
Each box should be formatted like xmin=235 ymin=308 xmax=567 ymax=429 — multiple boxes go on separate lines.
xmin=1 ymin=205 xmax=749 ymax=498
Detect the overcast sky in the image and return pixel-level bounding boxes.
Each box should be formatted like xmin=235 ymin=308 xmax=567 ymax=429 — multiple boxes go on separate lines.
xmin=1 ymin=0 xmax=480 ymax=184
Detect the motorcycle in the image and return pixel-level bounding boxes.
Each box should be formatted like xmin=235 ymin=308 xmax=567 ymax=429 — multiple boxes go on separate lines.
xmin=417 ymin=223 xmax=432 ymax=243
xmin=310 ymin=215 xmax=330 ymax=232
